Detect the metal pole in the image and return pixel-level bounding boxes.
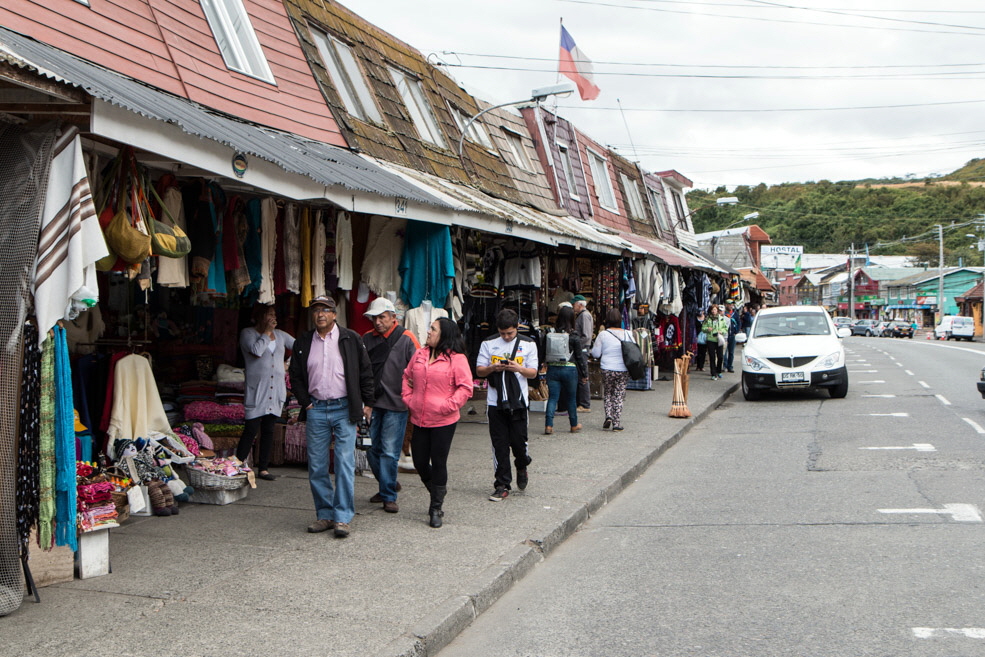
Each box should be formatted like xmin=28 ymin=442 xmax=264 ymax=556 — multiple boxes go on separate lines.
xmin=848 ymin=243 xmax=855 ymax=321
xmin=937 ymin=224 xmax=944 ymax=326
xmin=980 ymin=215 xmax=985 ymax=339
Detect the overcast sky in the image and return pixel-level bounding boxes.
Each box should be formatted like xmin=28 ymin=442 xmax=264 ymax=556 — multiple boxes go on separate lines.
xmin=339 ymin=0 xmax=985 ymax=191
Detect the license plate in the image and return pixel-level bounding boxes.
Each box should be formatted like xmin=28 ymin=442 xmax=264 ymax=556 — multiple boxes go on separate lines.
xmin=781 ymin=371 xmax=806 ymax=383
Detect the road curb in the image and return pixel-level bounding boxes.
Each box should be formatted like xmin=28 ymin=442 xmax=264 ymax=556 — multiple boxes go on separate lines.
xmin=380 ymin=383 xmax=737 ymax=657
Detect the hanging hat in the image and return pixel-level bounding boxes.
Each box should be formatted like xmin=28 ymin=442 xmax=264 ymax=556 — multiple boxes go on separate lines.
xmin=74 ymin=409 xmax=88 ymax=433
xmin=363 ymin=297 xmax=396 ymax=318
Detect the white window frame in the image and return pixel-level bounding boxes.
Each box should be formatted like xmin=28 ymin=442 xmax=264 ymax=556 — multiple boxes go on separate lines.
xmin=502 ymin=129 xmax=533 ymax=171
xmin=556 ymin=143 xmax=580 ymax=201
xmin=450 ymin=105 xmax=496 ymax=151
xmin=670 ymin=190 xmax=687 ymax=225
xmin=620 ymin=173 xmax=646 ymax=220
xmin=389 ymin=68 xmax=446 ymax=147
xmin=200 ymin=0 xmax=275 ymax=83
xmin=310 ymin=28 xmax=381 ymax=124
xmin=647 ymin=186 xmax=672 ymax=232
xmin=586 ymin=149 xmax=617 ymax=212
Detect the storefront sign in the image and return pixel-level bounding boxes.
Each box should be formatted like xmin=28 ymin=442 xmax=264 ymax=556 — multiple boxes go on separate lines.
xmin=761 ymin=245 xmax=804 ymax=256
xmin=916 ymin=296 xmax=937 ymax=305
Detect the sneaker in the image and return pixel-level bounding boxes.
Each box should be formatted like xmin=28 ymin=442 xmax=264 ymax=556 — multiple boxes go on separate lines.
xmin=516 ymin=469 xmax=528 ymax=490
xmin=488 ymin=487 xmax=509 ymax=502
xmin=383 ymin=501 xmax=399 ymax=513
xmin=603 ymin=417 xmax=612 ymax=430
xmin=612 ymin=425 xmax=625 ymax=432
xmin=307 ymin=518 xmax=334 ymax=533
xmin=334 ymin=522 xmax=350 ymax=538
xmin=576 ymin=406 xmax=592 ymax=413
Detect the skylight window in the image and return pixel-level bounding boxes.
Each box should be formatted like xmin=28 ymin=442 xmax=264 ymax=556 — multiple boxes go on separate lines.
xmin=310 ymin=28 xmax=381 ymax=124
xmin=389 ymin=68 xmax=446 ymax=147
xmin=200 ymin=0 xmax=274 ymax=83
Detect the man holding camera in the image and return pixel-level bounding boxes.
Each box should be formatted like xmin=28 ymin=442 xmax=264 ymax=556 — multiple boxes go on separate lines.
xmin=476 ymin=309 xmax=539 ymax=502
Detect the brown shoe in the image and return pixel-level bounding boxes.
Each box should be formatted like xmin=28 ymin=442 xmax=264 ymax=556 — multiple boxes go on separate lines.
xmin=307 ymin=518 xmax=334 ymax=533
xmin=576 ymin=406 xmax=592 ymax=413
xmin=383 ymin=501 xmax=399 ymax=513
xmin=544 ymin=426 xmax=553 ymax=435
xmin=570 ymin=424 xmax=582 ymax=433
xmin=369 ymin=492 xmax=383 ymax=504
xmin=334 ymin=522 xmax=350 ymax=538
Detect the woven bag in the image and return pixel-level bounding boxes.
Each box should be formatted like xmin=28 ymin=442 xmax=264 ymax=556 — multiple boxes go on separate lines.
xmin=104 ymin=208 xmax=151 ymax=264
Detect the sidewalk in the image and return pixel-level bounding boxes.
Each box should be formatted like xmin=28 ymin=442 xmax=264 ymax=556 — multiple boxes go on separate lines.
xmin=5 ymin=373 xmax=737 ymax=657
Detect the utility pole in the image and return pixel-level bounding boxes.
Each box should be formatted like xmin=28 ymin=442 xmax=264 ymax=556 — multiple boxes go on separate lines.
xmin=937 ymin=224 xmax=944 ymax=326
xmin=979 ymin=215 xmax=985 ymax=339
xmin=848 ymin=244 xmax=855 ymax=320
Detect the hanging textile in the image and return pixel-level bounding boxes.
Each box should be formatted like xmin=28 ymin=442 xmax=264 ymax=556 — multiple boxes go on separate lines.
xmin=33 ymin=129 xmax=107 ymax=343
xmin=106 ymin=354 xmax=176 ymax=452
xmin=311 ymin=209 xmax=327 ymax=299
xmin=242 ymin=198 xmax=262 ymax=299
xmin=336 ymin=210 xmax=354 ymax=291
xmin=52 ymin=326 xmax=76 ymax=551
xmin=156 ymin=183 xmax=189 ymax=288
xmin=399 ymin=220 xmax=455 ymax=309
xmin=283 ymin=203 xmax=300 ymax=294
xmin=37 ymin=334 xmax=56 ymax=550
xmin=257 ymin=197 xmax=277 ymax=304
xmin=16 ymin=322 xmax=41 ymax=554
xmin=224 ymin=196 xmax=251 ymax=295
xmin=361 ymin=215 xmax=405 ymax=297
xmin=299 ymin=207 xmax=312 ymax=307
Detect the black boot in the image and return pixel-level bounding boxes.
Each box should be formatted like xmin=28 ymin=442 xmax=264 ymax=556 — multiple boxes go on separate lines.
xmin=429 ymin=485 xmax=446 ymax=528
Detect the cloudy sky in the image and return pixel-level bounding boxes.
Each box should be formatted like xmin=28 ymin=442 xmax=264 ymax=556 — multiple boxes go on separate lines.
xmin=339 ymin=0 xmax=985 ymax=191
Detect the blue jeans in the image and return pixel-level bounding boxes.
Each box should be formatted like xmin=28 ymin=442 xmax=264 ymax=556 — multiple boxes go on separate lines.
xmin=725 ymin=334 xmax=736 ymax=371
xmin=367 ymin=408 xmax=408 ymax=503
xmin=546 ymin=366 xmax=579 ymax=429
xmin=306 ymin=398 xmax=357 ymax=524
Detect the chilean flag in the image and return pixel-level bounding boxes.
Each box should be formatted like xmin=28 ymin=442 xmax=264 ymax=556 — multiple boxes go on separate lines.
xmin=559 ymin=26 xmax=600 ymax=101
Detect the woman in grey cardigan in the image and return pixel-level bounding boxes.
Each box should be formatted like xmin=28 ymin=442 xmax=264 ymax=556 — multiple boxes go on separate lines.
xmin=235 ymin=304 xmax=295 ymax=480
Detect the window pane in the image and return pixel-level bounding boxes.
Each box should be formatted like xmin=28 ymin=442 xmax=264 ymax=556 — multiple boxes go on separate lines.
xmin=390 ymin=68 xmax=446 ymax=147
xmin=648 ymin=187 xmax=671 ymax=231
xmin=502 ymin=130 xmax=532 ymax=170
xmin=620 ymin=174 xmax=645 ymax=219
xmin=589 ymin=153 xmax=615 ymax=209
xmin=200 ymin=0 xmax=273 ymax=82
xmin=334 ymin=41 xmax=381 ymax=123
xmin=311 ymin=31 xmax=361 ymax=117
xmin=557 ymin=145 xmax=579 ymax=199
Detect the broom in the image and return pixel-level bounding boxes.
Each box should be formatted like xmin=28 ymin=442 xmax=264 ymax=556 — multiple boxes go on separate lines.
xmin=669 ymin=352 xmax=692 ymax=418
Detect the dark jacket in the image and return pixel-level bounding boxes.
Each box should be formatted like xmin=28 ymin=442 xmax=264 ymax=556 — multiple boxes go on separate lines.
xmin=289 ymin=326 xmax=374 ymax=423
xmin=361 ymin=326 xmax=419 ymax=412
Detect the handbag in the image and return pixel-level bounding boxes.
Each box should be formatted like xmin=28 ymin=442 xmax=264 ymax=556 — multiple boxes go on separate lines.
xmin=696 ymin=331 xmax=707 ymax=345
xmin=607 ymin=330 xmax=646 ymax=380
xmin=717 ymin=333 xmax=727 ymax=347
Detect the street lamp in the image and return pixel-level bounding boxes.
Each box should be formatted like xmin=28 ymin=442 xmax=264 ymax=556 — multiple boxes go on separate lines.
xmin=456 ymin=82 xmax=575 ymax=164
xmin=677 ymin=196 xmax=739 ymax=228
xmin=721 ymin=211 xmax=759 ymax=231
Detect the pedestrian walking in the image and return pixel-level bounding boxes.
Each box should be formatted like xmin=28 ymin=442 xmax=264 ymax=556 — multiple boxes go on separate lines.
xmin=235 ymin=304 xmax=295 ymax=481
xmin=702 ymin=304 xmax=729 ymax=379
xmin=288 ymin=295 xmax=374 ymax=538
xmin=361 ymin=297 xmax=420 ymax=514
xmin=694 ymin=309 xmax=707 ymax=371
xmin=543 ymin=305 xmax=588 ymax=435
xmin=476 ymin=309 xmax=539 ymax=502
xmin=590 ymin=308 xmax=631 ymax=432
xmin=401 ymin=317 xmax=473 ymax=528
xmin=571 ymin=295 xmax=593 ymax=414
xmin=724 ymin=301 xmax=739 ymax=373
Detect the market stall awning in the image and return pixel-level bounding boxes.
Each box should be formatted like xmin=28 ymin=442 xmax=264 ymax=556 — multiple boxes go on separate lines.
xmin=0 ymin=26 xmax=453 ymax=213
xmin=739 ymin=268 xmax=774 ymax=292
xmin=369 ymin=159 xmax=639 ymax=256
xmin=615 ymin=231 xmax=694 ymax=268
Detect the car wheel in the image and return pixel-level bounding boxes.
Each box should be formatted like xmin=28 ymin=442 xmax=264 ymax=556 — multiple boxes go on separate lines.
xmin=865 ymin=330 xmax=872 ymax=337
xmin=741 ymin=373 xmax=762 ymax=401
xmin=829 ymin=380 xmax=849 ymax=398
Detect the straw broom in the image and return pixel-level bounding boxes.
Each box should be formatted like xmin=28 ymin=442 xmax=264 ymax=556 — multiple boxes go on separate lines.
xmin=668 ymin=352 xmax=692 ymax=418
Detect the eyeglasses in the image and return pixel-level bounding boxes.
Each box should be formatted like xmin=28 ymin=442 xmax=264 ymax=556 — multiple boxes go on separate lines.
xmin=312 ymin=307 xmax=334 ymax=315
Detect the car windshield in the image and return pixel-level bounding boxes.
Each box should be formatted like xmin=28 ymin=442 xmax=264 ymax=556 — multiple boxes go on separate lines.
xmin=753 ymin=312 xmax=831 ymax=338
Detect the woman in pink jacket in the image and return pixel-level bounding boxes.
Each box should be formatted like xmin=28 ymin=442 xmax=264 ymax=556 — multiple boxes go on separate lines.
xmin=401 ymin=317 xmax=473 ymax=528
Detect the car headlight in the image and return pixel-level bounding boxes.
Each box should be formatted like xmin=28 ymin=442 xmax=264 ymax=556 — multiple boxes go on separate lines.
xmin=818 ymin=350 xmax=843 ymax=369
xmin=744 ymin=354 xmax=770 ymax=371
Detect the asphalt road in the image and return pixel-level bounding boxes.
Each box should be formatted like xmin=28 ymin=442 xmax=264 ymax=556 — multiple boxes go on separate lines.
xmin=437 ymin=335 xmax=985 ymax=657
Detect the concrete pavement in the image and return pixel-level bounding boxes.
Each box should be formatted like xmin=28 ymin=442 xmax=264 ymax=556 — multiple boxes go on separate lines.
xmin=5 ymin=371 xmax=737 ymax=657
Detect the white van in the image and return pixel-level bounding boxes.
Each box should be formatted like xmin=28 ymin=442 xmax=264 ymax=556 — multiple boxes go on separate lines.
xmin=935 ymin=315 xmax=976 ymax=341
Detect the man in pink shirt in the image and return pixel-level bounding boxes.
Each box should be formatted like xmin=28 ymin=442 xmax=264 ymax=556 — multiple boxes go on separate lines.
xmin=288 ymin=295 xmax=374 ymax=538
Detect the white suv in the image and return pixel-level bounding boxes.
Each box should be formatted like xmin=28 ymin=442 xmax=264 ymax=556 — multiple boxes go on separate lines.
xmin=737 ymin=305 xmax=851 ymax=401
xmin=935 ymin=316 xmax=975 ymax=341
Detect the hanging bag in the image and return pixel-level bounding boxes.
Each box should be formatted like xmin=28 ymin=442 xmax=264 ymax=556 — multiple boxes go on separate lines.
xmin=608 ymin=329 xmax=646 ymax=380
xmin=696 ymin=331 xmax=707 ymax=345
xmin=101 ymin=148 xmax=151 ymax=264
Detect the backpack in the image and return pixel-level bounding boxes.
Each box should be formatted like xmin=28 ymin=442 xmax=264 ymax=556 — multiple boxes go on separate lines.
xmin=545 ymin=331 xmax=573 ymax=363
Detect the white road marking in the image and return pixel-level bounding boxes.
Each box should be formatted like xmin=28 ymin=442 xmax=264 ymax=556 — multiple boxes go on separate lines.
xmin=963 ymin=417 xmax=985 ymax=434
xmin=848 ymin=369 xmax=878 ymax=373
xmin=864 ymin=412 xmax=909 ymax=417
xmin=896 ymin=362 xmax=903 ymax=367
xmin=918 ymin=381 xmax=930 ymax=389
xmin=860 ymin=444 xmax=936 ymax=452
xmin=862 ymin=394 xmax=895 ymax=398
xmin=858 ymin=380 xmax=886 ymax=384
xmin=935 ymin=394 xmax=952 ymax=406
xmin=878 ymin=504 xmax=983 ymax=522
xmin=905 ymin=370 xmax=914 ymax=376
xmin=913 ymin=628 xmax=985 ymax=639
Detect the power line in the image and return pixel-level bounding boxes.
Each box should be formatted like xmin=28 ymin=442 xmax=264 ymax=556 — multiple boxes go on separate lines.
xmin=551 ymin=99 xmax=985 ymax=113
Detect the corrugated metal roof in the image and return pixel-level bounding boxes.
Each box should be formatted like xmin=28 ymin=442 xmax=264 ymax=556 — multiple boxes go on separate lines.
xmin=0 ymin=26 xmax=450 ymax=209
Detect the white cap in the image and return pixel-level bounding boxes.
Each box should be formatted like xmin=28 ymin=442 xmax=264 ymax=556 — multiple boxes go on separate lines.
xmin=363 ymin=297 xmax=396 ymax=318
xmin=558 ymin=301 xmax=573 ymax=309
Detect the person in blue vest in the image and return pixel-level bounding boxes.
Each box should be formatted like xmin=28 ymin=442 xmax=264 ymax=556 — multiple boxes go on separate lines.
xmin=723 ymin=302 xmax=739 ymax=373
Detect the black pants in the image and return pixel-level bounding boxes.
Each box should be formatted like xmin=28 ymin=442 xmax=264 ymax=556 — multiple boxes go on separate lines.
xmin=708 ymin=343 xmax=723 ymax=376
xmin=236 ymin=414 xmax=277 ymax=471
xmin=487 ymin=407 xmax=531 ymax=490
xmin=696 ymin=343 xmax=707 ymax=369
xmin=411 ymin=422 xmax=458 ymax=488
xmin=576 ymin=378 xmax=591 ymax=409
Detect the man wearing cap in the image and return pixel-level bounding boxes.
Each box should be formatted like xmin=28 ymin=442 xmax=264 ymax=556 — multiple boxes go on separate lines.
xmin=289 ymin=295 xmax=374 ymax=538
xmin=572 ymin=295 xmax=593 ymax=413
xmin=360 ymin=297 xmax=420 ymax=513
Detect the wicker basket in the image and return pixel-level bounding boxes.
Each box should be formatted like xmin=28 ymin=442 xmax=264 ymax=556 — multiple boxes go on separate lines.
xmin=111 ymin=489 xmax=130 ymax=522
xmin=187 ymin=467 xmax=248 ymax=491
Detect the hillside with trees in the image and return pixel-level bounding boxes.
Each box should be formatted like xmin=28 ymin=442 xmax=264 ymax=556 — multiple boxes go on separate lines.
xmin=688 ymin=161 xmax=985 ymax=266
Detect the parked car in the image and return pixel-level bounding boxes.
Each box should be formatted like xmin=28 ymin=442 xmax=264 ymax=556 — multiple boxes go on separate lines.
xmin=935 ymin=316 xmax=976 ymax=341
xmin=876 ymin=321 xmax=894 ymax=337
xmin=736 ymin=305 xmax=850 ymax=401
xmin=889 ymin=321 xmax=914 ymax=339
xmin=978 ymin=366 xmax=985 ymax=398
xmin=832 ymin=317 xmax=853 ymax=329
xmin=851 ymin=319 xmax=879 ymax=336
